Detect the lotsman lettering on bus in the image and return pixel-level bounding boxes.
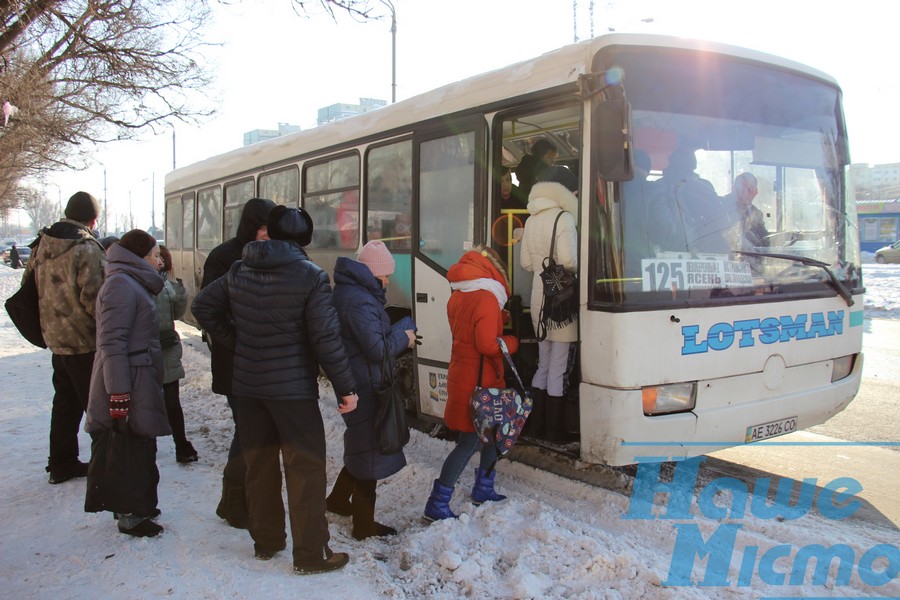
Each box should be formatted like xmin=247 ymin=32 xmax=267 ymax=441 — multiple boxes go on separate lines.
xmin=681 ymin=311 xmax=845 ymax=355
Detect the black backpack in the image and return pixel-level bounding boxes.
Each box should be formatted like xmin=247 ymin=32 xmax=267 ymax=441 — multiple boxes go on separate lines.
xmin=537 ymin=211 xmax=578 ymax=340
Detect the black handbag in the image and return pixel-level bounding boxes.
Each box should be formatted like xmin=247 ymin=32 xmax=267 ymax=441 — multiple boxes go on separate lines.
xmin=84 ymin=421 xmax=159 ymax=516
xmin=4 ymin=268 xmax=47 ymax=348
xmin=537 ymin=210 xmax=578 ymax=340
xmin=372 ymin=339 xmax=409 ymax=455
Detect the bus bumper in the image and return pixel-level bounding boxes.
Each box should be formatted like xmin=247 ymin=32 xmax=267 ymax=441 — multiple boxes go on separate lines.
xmin=579 ymin=353 xmax=864 ymax=466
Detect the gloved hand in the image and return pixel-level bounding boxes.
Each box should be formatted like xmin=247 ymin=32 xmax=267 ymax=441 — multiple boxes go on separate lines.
xmin=110 ymin=392 xmax=130 ymax=419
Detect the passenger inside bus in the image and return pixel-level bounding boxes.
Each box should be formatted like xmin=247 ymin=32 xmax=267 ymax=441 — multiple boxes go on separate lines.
xmin=368 ymin=156 xmax=413 ymax=250
xmin=336 ymin=190 xmax=360 ymax=250
xmin=653 ymin=147 xmax=734 ymax=255
xmin=499 ymin=167 xmax=528 ymax=213
xmin=515 ymin=139 xmax=558 ymax=200
xmin=723 ymin=172 xmax=769 ymax=249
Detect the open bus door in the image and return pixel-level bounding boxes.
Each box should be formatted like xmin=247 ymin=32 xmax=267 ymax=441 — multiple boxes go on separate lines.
xmin=411 ymin=118 xmax=487 ymax=421
xmin=165 ymin=192 xmax=197 ymax=323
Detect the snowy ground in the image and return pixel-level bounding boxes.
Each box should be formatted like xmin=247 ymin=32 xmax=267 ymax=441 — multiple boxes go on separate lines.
xmin=0 ymin=260 xmax=897 ymax=599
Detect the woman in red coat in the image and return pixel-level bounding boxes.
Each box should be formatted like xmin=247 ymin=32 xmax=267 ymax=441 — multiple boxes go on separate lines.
xmin=423 ymin=246 xmax=519 ymax=521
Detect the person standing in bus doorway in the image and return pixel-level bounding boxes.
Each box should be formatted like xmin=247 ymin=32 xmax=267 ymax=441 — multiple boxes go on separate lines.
xmin=25 ymin=191 xmax=107 ymax=484
xmin=515 ymin=139 xmax=559 ymax=200
xmin=192 ymin=205 xmax=359 ymax=574
xmin=326 ymin=240 xmax=416 ymax=539
xmin=156 ymin=245 xmax=198 ymax=463
xmin=423 ymin=246 xmax=519 ymax=521
xmin=199 ymin=197 xmax=275 ymax=529
xmin=519 ymin=166 xmax=579 ymax=442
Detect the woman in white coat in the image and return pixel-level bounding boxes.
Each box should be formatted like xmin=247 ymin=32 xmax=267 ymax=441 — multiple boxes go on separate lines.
xmin=519 ymin=166 xmax=579 ymax=441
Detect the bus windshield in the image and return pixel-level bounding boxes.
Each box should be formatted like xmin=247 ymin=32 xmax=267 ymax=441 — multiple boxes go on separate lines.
xmin=589 ymin=47 xmax=861 ymax=308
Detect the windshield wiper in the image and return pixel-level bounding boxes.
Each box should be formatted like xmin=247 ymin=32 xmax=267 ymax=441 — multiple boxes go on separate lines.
xmin=734 ymin=251 xmax=854 ymax=307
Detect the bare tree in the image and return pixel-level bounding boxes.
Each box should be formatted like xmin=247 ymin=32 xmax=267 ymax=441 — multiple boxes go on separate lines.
xmin=0 ymin=0 xmax=381 ymax=212
xmin=0 ymin=1 xmax=221 ymax=212
xmin=17 ymin=185 xmax=62 ymax=233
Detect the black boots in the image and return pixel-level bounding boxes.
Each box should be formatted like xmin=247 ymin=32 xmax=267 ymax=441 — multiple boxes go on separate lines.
xmin=545 ymin=395 xmax=575 ymax=442
xmin=327 ymin=468 xmax=397 ymax=540
xmin=47 ymin=461 xmax=88 ymax=484
xmin=350 ymin=478 xmax=397 ymax=540
xmin=526 ymin=388 xmax=547 ymax=438
xmin=216 ymin=477 xmax=249 ymax=529
xmin=325 ymin=468 xmax=354 ymax=517
xmin=526 ymin=390 xmax=574 ymax=442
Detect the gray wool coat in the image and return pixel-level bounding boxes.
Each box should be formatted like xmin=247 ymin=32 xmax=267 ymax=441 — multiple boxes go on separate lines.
xmin=86 ymin=244 xmax=170 ymax=439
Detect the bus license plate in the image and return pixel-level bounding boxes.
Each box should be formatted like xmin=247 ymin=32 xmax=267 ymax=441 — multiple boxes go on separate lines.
xmin=745 ymin=416 xmax=797 ymax=443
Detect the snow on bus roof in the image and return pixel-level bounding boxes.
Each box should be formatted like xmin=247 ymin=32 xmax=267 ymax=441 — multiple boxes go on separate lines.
xmin=164 ymin=33 xmax=838 ymax=195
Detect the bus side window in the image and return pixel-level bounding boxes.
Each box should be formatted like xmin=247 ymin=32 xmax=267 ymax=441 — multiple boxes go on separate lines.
xmin=304 ymin=154 xmax=360 ymax=250
xmin=366 ymin=141 xmax=412 ymax=251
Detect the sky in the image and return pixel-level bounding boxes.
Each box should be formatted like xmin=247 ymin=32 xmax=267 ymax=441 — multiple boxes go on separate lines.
xmin=0 ymin=258 xmax=898 ymax=598
xmin=27 ymin=0 xmax=900 ymax=233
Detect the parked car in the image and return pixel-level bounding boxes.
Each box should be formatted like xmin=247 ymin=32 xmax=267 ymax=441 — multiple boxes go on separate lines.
xmin=2 ymin=245 xmax=31 ymax=267
xmin=875 ymin=240 xmax=900 ymax=264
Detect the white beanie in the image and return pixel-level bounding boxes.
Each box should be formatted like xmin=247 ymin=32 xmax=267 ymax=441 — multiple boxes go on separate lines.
xmin=357 ymin=240 xmax=395 ymax=277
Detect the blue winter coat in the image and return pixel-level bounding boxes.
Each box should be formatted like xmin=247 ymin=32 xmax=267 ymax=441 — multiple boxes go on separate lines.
xmin=332 ymin=257 xmax=411 ymax=480
xmin=191 ymin=240 xmax=356 ymax=402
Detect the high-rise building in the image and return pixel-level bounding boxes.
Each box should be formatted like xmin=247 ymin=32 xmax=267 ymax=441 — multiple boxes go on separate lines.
xmin=317 ymin=98 xmax=387 ymax=126
xmin=243 ymin=122 xmax=302 ymax=146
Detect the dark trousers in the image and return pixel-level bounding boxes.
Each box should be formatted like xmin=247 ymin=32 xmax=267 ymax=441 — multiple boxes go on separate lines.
xmin=49 ymin=352 xmax=94 ymax=470
xmin=163 ymin=381 xmax=188 ymax=449
xmin=223 ymin=394 xmax=246 ymax=482
xmin=234 ymin=396 xmax=329 ymax=563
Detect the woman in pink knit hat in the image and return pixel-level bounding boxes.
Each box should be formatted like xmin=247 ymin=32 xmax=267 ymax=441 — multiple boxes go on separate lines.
xmin=326 ymin=240 xmax=416 ymax=539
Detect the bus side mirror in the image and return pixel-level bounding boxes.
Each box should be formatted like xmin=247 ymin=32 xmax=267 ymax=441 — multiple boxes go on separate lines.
xmin=593 ymin=99 xmax=633 ymax=182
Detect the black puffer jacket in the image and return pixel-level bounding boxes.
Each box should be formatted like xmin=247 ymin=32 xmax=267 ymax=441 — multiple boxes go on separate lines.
xmin=192 ymin=239 xmax=356 ymax=402
xmin=200 ymin=198 xmax=275 ymax=395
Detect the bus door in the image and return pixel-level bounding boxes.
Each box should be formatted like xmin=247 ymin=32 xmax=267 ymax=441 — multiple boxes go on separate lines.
xmin=412 ymin=118 xmax=487 ymax=420
xmin=178 ymin=192 xmax=196 ymax=321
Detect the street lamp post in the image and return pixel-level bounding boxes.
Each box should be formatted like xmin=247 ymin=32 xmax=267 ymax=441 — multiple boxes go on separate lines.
xmin=103 ymin=167 xmax=108 ymax=236
xmin=381 ymin=0 xmax=397 ymax=103
xmin=151 ymin=172 xmax=156 ymax=230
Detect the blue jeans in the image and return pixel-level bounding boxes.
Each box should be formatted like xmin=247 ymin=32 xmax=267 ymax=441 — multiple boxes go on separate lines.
xmin=437 ymin=432 xmax=498 ymax=488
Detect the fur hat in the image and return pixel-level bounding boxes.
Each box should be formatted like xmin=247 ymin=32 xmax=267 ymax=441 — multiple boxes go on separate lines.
xmin=535 ymin=166 xmax=578 ymax=193
xmin=118 ymin=229 xmax=157 ymax=259
xmin=65 ymin=191 xmax=100 ymax=223
xmin=267 ymin=205 xmax=313 ymax=247
xmin=357 ymin=240 xmax=395 ymax=277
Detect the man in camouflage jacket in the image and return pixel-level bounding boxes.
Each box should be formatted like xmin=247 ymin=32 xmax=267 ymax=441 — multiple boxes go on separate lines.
xmin=24 ymin=191 xmax=107 ymax=484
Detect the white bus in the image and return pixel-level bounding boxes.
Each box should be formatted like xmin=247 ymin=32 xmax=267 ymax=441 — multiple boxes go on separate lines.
xmin=165 ymin=33 xmax=864 ymax=466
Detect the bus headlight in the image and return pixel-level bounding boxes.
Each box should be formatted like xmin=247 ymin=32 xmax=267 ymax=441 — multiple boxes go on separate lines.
xmin=831 ymin=354 xmax=856 ymax=382
xmin=642 ymin=382 xmax=696 ymax=416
